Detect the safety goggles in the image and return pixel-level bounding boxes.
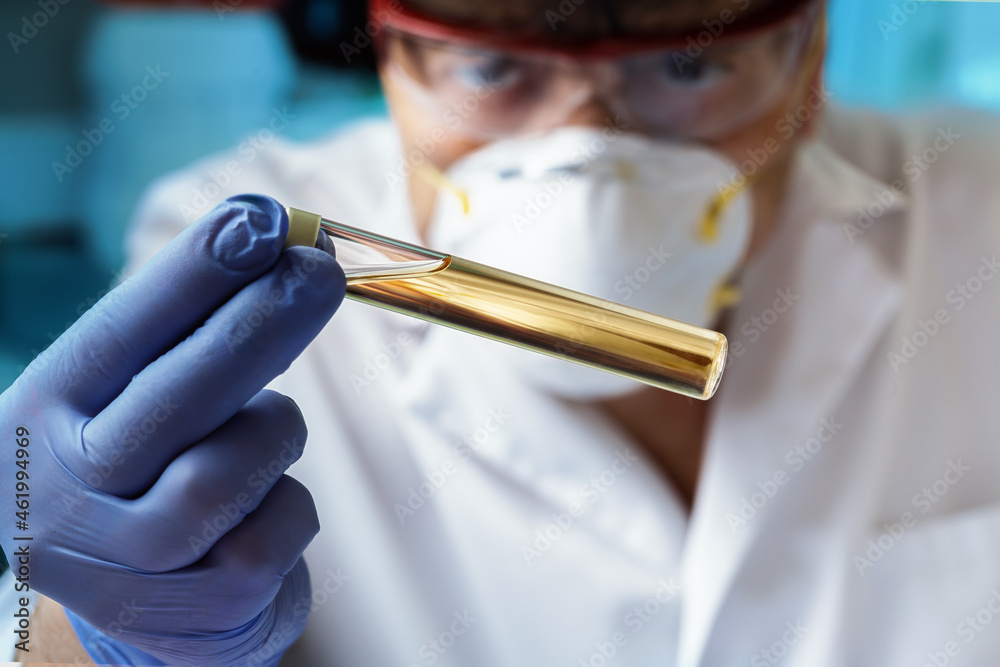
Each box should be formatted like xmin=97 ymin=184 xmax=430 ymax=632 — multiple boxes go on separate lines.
xmin=372 ymin=0 xmax=824 ymax=141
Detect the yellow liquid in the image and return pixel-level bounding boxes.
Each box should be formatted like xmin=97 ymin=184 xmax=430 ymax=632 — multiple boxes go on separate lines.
xmin=283 ymin=211 xmax=728 ymax=400
xmin=345 ymin=256 xmax=727 ymax=400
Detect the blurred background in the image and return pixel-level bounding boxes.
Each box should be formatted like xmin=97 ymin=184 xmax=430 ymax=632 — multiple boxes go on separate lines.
xmin=0 ymin=0 xmax=998 ymax=392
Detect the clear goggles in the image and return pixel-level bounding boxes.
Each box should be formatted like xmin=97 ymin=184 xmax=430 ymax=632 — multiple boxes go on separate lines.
xmin=373 ymin=0 xmax=824 ymax=141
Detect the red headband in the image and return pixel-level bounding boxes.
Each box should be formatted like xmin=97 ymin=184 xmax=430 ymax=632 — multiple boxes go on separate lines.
xmin=369 ymin=0 xmax=821 ymax=59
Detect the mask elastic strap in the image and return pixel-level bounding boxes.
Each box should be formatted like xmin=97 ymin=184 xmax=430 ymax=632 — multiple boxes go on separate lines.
xmin=710 ymin=281 xmax=743 ymax=314
xmin=699 ymin=12 xmax=827 ymax=315
xmin=697 ymin=5 xmax=826 ymax=244
xmin=416 ymin=161 xmax=471 ymax=216
xmin=697 ymin=164 xmax=759 ymax=315
xmin=695 ymin=168 xmax=760 ymax=244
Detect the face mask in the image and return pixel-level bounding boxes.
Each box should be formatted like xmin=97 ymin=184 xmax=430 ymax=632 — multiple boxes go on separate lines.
xmin=425 ymin=127 xmax=753 ymax=400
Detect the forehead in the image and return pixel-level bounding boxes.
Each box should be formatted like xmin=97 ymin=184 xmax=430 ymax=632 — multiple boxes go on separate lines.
xmin=401 ymin=0 xmax=789 ymax=39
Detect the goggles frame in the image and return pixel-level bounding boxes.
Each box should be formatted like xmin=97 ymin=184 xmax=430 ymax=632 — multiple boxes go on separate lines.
xmin=369 ymin=0 xmax=823 ymax=60
xmin=370 ymin=0 xmax=826 ymax=142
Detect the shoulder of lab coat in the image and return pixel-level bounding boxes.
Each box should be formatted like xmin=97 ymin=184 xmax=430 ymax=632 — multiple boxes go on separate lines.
xmin=687 ymin=108 xmax=1000 ymax=667
xmin=122 ymin=118 xmax=403 ymax=277
xmin=822 ymin=103 xmax=1000 ymax=261
xmin=821 ymin=103 xmax=1000 ymax=187
xmin=824 ymin=103 xmax=1000 ymax=513
xmin=822 ymin=105 xmax=1000 ymax=379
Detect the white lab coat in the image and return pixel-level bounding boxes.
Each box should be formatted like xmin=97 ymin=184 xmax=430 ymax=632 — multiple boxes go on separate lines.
xmin=123 ymin=106 xmax=1000 ymax=667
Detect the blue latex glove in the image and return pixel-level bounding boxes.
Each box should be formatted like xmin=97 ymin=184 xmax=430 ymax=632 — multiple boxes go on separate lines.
xmin=0 ymin=194 xmax=345 ymax=666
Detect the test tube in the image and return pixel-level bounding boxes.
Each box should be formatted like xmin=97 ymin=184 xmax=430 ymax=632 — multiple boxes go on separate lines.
xmin=284 ymin=206 xmax=727 ymax=400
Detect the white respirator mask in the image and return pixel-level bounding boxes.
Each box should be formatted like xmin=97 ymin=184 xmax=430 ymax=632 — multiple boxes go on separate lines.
xmin=424 ymin=126 xmax=753 ymax=400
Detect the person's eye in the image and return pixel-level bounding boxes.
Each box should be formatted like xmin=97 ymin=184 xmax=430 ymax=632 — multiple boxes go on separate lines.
xmin=451 ymin=54 xmax=523 ymax=90
xmin=657 ymin=54 xmax=733 ymax=89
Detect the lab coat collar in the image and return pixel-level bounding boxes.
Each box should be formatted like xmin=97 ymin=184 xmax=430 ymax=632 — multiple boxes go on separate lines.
xmin=677 ymin=138 xmax=907 ymax=667
xmin=786 ymin=135 xmax=911 ymax=224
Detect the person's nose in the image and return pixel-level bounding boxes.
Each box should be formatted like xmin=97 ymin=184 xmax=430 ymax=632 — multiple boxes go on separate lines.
xmin=563 ymin=97 xmax=618 ymax=128
xmin=559 ymin=62 xmax=623 ymax=130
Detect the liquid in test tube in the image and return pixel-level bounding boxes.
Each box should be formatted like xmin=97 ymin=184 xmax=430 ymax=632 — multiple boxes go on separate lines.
xmin=284 ymin=207 xmax=727 ymax=400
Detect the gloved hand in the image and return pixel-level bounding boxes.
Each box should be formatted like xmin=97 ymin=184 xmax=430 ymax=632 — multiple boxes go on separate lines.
xmin=0 ymin=194 xmax=345 ymax=666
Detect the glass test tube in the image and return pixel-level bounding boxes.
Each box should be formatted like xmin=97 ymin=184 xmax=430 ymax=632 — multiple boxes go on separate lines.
xmin=284 ymin=207 xmax=728 ymax=400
